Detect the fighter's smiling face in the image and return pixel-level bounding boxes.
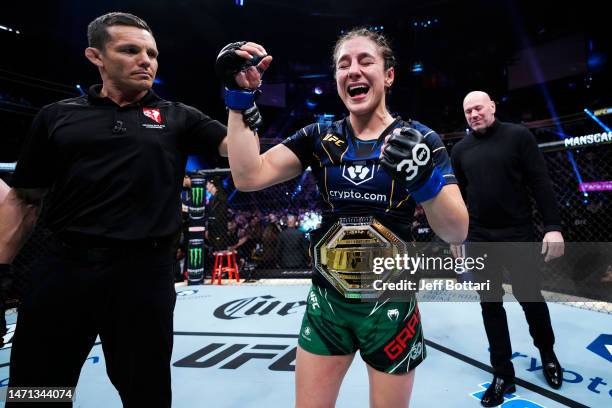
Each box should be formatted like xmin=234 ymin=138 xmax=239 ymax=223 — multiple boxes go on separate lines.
xmin=334 ymin=36 xmax=394 ymax=117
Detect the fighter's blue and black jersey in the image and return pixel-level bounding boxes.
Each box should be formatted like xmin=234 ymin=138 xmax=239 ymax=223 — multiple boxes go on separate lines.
xmin=282 ymin=116 xmax=456 ymax=242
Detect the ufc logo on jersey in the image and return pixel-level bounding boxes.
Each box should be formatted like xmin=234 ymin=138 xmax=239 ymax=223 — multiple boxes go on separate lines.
xmin=396 ymin=143 xmax=430 ymax=181
xmin=322 ymin=134 xmax=345 ymax=147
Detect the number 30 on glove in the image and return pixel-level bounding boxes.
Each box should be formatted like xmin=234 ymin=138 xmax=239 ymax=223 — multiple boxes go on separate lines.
xmin=380 ymin=127 xmax=446 ymax=203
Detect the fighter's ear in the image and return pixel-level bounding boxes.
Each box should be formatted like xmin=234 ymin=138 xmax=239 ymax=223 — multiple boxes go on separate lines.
xmin=385 ymin=66 xmax=395 ymax=89
xmin=85 ymin=47 xmax=104 ymax=68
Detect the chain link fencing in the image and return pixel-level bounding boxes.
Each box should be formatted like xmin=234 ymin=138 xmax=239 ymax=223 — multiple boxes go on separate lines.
xmin=2 ymin=114 xmax=611 ymax=312
xmin=529 ymin=120 xmax=612 ymax=312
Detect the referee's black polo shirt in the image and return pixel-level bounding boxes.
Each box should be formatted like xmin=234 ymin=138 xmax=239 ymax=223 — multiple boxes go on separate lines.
xmin=12 ymin=85 xmax=227 ymax=240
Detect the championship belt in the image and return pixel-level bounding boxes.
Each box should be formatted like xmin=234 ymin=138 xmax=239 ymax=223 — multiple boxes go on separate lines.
xmin=313 ymin=217 xmax=409 ymax=300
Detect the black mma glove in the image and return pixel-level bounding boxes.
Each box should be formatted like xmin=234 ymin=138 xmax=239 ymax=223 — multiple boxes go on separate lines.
xmin=380 ymin=126 xmax=446 ymax=203
xmin=215 ymin=41 xmax=262 ymax=90
xmin=215 ymin=42 xmax=265 ymax=132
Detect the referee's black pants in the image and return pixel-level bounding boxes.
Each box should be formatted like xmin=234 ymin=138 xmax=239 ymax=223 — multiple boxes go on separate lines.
xmin=468 ymin=225 xmax=555 ymax=381
xmin=7 ymin=238 xmax=176 ymax=407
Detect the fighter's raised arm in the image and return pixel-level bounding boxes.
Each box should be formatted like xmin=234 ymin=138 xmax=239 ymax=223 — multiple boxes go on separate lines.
xmin=216 ymin=41 xmax=302 ymax=191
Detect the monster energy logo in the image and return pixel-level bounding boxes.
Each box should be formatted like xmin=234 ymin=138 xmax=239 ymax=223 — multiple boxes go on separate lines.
xmin=192 ymin=187 xmax=205 ymax=207
xmin=189 ymin=247 xmax=203 ymax=267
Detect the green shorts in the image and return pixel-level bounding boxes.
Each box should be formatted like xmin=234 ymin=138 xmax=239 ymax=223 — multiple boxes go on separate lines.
xmin=298 ymin=284 xmax=426 ymax=374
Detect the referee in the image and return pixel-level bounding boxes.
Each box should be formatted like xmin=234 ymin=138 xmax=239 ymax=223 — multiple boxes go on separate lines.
xmin=451 ymin=91 xmax=564 ymax=407
xmin=0 ymin=12 xmax=227 ymax=407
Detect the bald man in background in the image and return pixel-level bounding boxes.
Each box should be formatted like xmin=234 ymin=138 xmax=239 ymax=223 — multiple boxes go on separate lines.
xmin=451 ymin=91 xmax=565 ymax=407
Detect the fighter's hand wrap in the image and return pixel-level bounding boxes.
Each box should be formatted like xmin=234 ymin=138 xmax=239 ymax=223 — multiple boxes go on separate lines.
xmin=380 ymin=127 xmax=445 ymax=203
xmin=215 ymin=41 xmax=266 ymax=131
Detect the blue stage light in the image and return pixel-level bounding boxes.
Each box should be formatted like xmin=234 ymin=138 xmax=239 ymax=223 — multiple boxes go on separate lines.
xmin=584 ymin=108 xmax=611 ymax=132
xmin=411 ymin=62 xmax=423 ymax=73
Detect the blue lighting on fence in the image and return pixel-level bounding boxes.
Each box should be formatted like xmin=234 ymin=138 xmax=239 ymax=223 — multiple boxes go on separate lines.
xmin=227 ymin=188 xmax=237 ymax=203
xmin=547 ymin=129 xmax=587 ymax=203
